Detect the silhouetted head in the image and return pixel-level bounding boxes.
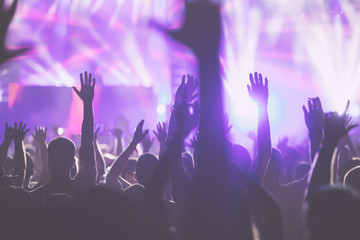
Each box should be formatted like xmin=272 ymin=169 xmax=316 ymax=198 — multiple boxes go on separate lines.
xmin=264 ymin=148 xmax=282 ymax=189
xmin=307 ymin=185 xmax=360 ymax=240
xmin=135 ymin=153 xmax=158 ymax=186
xmin=344 ymin=166 xmax=360 ymax=193
xmin=48 ymin=137 xmax=76 ymax=179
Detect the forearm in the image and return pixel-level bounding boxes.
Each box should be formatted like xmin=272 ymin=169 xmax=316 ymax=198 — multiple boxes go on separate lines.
xmin=0 ymin=141 xmax=11 ymax=173
xmin=146 ymin=137 xmax=183 ymax=198
xmin=309 ymin=133 xmax=322 ymax=162
xmin=114 ymin=137 xmax=123 ymax=155
xmin=307 ymin=140 xmax=337 ymax=197
xmin=13 ymin=140 xmax=26 ymax=186
xmin=253 ymin=105 xmax=271 ymax=183
xmin=81 ymin=101 xmax=94 ymax=145
xmin=106 ymin=142 xmax=136 ymax=183
xmin=95 ymin=140 xmax=106 ymax=182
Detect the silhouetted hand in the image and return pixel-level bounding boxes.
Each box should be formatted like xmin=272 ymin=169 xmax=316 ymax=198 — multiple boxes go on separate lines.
xmin=302 ymin=97 xmax=325 ymax=138
xmin=248 ymin=72 xmax=269 ymax=107
xmin=3 ymin=122 xmax=13 ymax=144
xmin=0 ymin=0 xmax=30 ymax=65
xmin=174 ymin=101 xmax=200 ymax=140
xmin=32 ymin=126 xmax=47 ymax=144
xmin=72 ymin=71 xmax=95 ymax=103
xmin=141 ymin=133 xmax=154 ymax=153
xmin=153 ymin=122 xmax=167 ymax=145
xmin=130 ymin=120 xmax=149 ymax=146
xmin=174 ymin=74 xmax=199 ymax=104
xmin=323 ymin=111 xmax=357 ymax=145
xmin=110 ymin=128 xmax=123 ymax=139
xmin=12 ymin=122 xmax=29 ymax=142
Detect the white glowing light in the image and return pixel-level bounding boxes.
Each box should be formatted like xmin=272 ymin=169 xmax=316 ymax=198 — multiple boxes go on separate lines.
xmin=57 ymin=127 xmax=65 ymax=136
xmin=157 ymin=104 xmax=166 ymax=115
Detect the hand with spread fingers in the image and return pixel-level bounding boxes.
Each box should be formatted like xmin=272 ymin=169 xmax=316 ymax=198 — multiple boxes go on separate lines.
xmin=12 ymin=121 xmax=30 ymax=142
xmin=248 ymin=72 xmax=269 ymax=107
xmin=73 ymin=71 xmax=96 ymax=103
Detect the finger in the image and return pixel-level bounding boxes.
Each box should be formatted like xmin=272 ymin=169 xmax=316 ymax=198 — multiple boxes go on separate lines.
xmin=80 ymin=73 xmax=84 ymax=86
xmin=316 ymin=97 xmax=323 ymax=112
xmin=259 ymin=73 xmax=263 ymax=85
xmin=249 ymin=73 xmax=254 ymax=86
xmin=45 ymin=127 xmax=48 ymax=133
xmin=22 ymin=123 xmax=27 ymax=131
xmin=181 ymin=75 xmax=185 ymax=85
xmin=92 ymin=77 xmax=96 ymax=88
xmin=188 ymin=74 xmax=194 ymax=87
xmin=88 ymin=73 xmax=92 ymax=86
xmin=95 ymin=126 xmax=100 ymax=133
xmin=72 ymin=87 xmax=81 ymax=96
xmin=254 ymin=72 xmax=258 ymax=84
xmin=302 ymin=105 xmax=308 ymax=115
xmin=308 ymin=100 xmax=313 ymax=111
xmin=143 ymin=129 xmax=149 ymax=136
xmin=24 ymin=128 xmax=30 ymax=134
xmin=5 ymin=122 xmax=8 ymax=129
xmin=85 ymin=71 xmax=89 ymax=85
xmin=346 ymin=124 xmax=358 ymax=134
xmin=137 ymin=120 xmax=145 ymax=132
xmin=18 ymin=122 xmax=22 ymax=130
xmin=265 ymin=77 xmax=268 ymax=88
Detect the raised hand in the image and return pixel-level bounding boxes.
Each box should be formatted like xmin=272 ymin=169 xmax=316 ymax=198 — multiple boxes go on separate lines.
xmin=32 ymin=126 xmax=47 ymax=144
xmin=4 ymin=122 xmax=13 ymax=144
xmin=110 ymin=128 xmax=123 ymax=139
xmin=174 ymin=74 xmax=199 ymax=104
xmin=0 ymin=0 xmax=30 ymax=65
xmin=153 ymin=122 xmax=167 ymax=145
xmin=141 ymin=133 xmax=154 ymax=153
xmin=323 ymin=111 xmax=357 ymax=145
xmin=12 ymin=121 xmax=29 ymax=142
xmin=130 ymin=120 xmax=149 ymax=146
xmin=72 ymin=71 xmax=95 ymax=102
xmin=247 ymin=72 xmax=269 ymax=107
xmin=302 ymin=97 xmax=325 ymax=136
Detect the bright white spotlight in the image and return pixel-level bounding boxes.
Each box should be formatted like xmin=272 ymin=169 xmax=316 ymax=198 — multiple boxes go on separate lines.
xmin=57 ymin=127 xmax=65 ymax=136
xmin=157 ymin=104 xmax=166 ymax=115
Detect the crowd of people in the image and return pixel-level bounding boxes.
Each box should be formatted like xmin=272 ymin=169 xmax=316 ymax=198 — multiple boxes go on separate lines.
xmin=1 ymin=1 xmax=360 ymax=240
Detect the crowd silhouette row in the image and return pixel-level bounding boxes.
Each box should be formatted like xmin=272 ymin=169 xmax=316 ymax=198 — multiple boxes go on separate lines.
xmin=1 ymin=1 xmax=360 ymax=240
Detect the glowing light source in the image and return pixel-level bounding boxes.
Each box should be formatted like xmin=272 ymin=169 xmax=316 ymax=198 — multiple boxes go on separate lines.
xmin=157 ymin=104 xmax=166 ymax=115
xmin=57 ymin=127 xmax=65 ymax=136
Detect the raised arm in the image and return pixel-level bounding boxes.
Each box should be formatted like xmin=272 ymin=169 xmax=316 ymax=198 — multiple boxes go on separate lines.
xmin=307 ymin=109 xmax=357 ymax=197
xmin=303 ymin=97 xmax=325 ymax=161
xmin=94 ymin=126 xmax=106 ymax=183
xmin=32 ymin=126 xmax=49 ymax=186
xmin=153 ymin=122 xmax=167 ymax=158
xmin=12 ymin=121 xmax=29 ymax=187
xmin=111 ymin=128 xmax=123 ymax=156
xmin=0 ymin=0 xmax=30 ymax=65
xmin=72 ymin=71 xmax=96 ymax=185
xmin=147 ymin=80 xmax=199 ymax=198
xmin=106 ymin=120 xmax=148 ymax=187
xmin=0 ymin=123 xmax=13 ymax=175
xmin=248 ymin=72 xmax=271 ymax=183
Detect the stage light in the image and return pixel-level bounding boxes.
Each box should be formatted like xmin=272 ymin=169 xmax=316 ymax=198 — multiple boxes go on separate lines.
xmin=157 ymin=104 xmax=166 ymax=115
xmin=57 ymin=127 xmax=65 ymax=136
